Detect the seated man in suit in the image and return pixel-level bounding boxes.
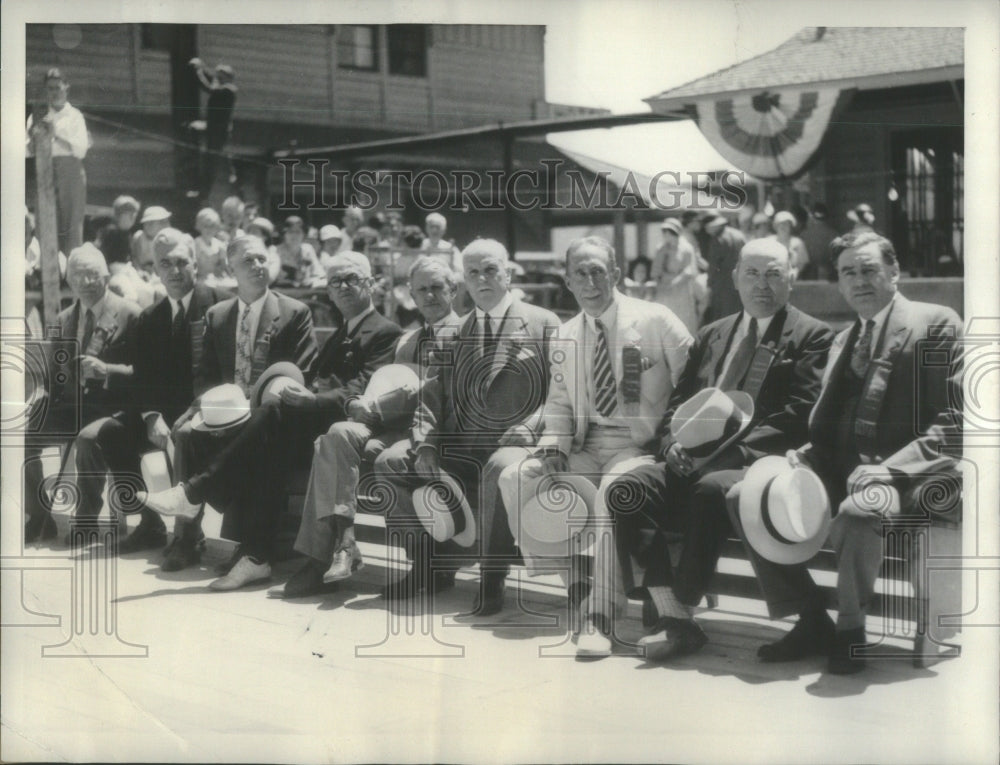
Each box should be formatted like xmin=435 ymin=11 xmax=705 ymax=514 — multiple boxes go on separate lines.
xmin=727 ymin=231 xmax=963 ymax=674
xmin=73 ymin=228 xmax=228 ymax=553
xmin=142 ymin=250 xmax=402 ymax=590
xmin=24 ymin=244 xmax=141 ymax=543
xmin=497 ymin=236 xmax=694 ymax=656
xmin=374 ymin=238 xmax=561 ymax=602
xmin=140 ymin=234 xmax=319 ymax=572
xmin=605 ymin=236 xmax=833 ymax=660
xmin=280 ymin=256 xmax=463 ymax=598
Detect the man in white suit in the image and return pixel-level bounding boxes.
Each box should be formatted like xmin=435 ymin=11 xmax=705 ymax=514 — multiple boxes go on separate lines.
xmin=497 ymin=236 xmax=693 ymax=656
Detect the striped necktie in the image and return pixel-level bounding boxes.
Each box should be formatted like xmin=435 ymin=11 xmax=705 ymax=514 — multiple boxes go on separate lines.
xmin=850 ymin=319 xmax=875 ymax=378
xmin=593 ymin=319 xmax=617 ymax=417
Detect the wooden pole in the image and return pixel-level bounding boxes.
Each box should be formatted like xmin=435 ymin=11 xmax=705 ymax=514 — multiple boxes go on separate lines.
xmin=31 ymin=105 xmax=63 ymax=329
xmin=502 ymin=134 xmax=517 ymax=257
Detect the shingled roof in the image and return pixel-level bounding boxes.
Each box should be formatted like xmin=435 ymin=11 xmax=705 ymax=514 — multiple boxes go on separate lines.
xmin=645 ymin=27 xmax=964 ymax=107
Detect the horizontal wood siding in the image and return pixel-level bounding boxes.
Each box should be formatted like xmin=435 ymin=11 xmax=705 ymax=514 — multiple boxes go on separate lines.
xmin=384 ymin=79 xmax=430 ymax=131
xmin=26 ymin=24 xmax=136 ymax=109
xmin=333 ymin=71 xmax=385 ymax=127
xmin=137 ymin=51 xmax=171 ymax=112
xmin=198 ymin=25 xmax=332 ymax=125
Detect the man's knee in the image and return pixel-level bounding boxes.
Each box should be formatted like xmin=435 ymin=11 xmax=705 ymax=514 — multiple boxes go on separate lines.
xmin=372 ymin=440 xmax=412 ymax=477
xmin=829 ymin=511 xmax=881 ymax=552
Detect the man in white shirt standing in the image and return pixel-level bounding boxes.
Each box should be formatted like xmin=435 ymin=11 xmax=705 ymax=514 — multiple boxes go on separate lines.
xmin=26 ymin=68 xmax=89 ymax=254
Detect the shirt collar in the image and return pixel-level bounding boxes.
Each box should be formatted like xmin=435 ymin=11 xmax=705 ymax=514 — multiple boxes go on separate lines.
xmin=430 ymin=312 xmax=455 ymax=332
xmin=239 ymin=291 xmax=268 ymax=314
xmin=81 ymin=296 xmax=105 ymax=319
xmin=738 ymin=310 xmax=774 ymax=340
xmin=583 ymin=294 xmax=620 ymax=333
xmin=346 ymin=303 xmax=375 ymax=334
xmin=171 ymin=290 xmax=194 ymax=316
xmin=475 ymin=291 xmax=514 ymax=324
xmin=861 ymin=292 xmax=897 ymax=337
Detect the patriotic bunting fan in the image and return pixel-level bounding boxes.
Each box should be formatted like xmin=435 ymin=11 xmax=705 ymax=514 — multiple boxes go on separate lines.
xmin=693 ymin=87 xmax=854 ymax=180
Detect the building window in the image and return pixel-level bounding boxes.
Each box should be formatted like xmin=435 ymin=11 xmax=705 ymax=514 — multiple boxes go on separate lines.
xmin=140 ymin=23 xmax=175 ymax=52
xmin=387 ymin=25 xmax=427 ymax=77
xmin=891 ymin=127 xmax=963 ymax=276
xmin=338 ymin=25 xmax=378 ymax=71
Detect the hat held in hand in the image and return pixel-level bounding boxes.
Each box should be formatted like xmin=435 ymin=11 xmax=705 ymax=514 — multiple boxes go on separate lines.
xmin=670 ymin=387 xmax=754 ymax=467
xmin=251 ymin=362 xmax=306 ymax=408
xmin=192 ymin=384 xmax=252 ymax=432
xmin=412 ymin=472 xmax=476 ymax=547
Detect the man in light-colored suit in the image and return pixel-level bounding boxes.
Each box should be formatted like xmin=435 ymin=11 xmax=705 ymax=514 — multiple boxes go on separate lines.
xmin=497 ymin=236 xmax=693 ymax=656
xmin=374 ymin=238 xmax=561 ymax=603
xmin=280 ymin=256 xmax=463 ymax=598
xmin=729 ymin=231 xmax=963 ymax=674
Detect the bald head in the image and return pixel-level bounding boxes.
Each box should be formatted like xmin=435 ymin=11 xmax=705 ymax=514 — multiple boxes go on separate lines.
xmin=739 ymin=236 xmax=792 ymax=266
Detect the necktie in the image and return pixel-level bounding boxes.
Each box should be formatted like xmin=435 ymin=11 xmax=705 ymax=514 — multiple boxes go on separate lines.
xmin=850 ymin=319 xmax=875 ymax=378
xmin=719 ymin=317 xmax=759 ymax=391
xmin=235 ymin=304 xmax=253 ymax=394
xmin=172 ymin=301 xmax=186 ymax=342
xmin=481 ymin=313 xmax=494 ymax=361
xmin=593 ymin=319 xmax=618 ymax=417
xmin=418 ymin=323 xmax=435 ymax=366
xmin=80 ymin=308 xmax=96 ymax=352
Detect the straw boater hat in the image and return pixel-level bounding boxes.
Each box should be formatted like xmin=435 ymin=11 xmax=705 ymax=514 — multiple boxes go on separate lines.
xmin=412 ymin=473 xmax=477 ymax=547
xmin=191 ymin=384 xmax=252 ymax=432
xmin=670 ymin=388 xmax=754 ymax=468
xmin=506 ymin=473 xmax=598 ymax=558
xmin=250 ymin=362 xmax=306 ymax=409
xmin=739 ymin=455 xmax=832 ymax=565
xmin=140 ymin=206 xmax=171 ymax=225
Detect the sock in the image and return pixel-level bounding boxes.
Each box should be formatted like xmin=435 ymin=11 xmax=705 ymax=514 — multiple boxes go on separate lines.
xmin=648 ymin=586 xmax=693 ymax=621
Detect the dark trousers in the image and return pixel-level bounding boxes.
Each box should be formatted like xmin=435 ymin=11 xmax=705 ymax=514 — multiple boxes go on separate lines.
xmin=23 ymin=399 xmax=117 ymax=524
xmin=74 ymin=413 xmax=149 ymax=523
xmin=180 ymin=402 xmax=340 ymax=561
xmin=608 ymin=461 xmax=747 ymax=607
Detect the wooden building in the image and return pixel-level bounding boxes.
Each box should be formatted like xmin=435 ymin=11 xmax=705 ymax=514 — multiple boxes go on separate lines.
xmin=645 ymin=27 xmax=964 ymax=276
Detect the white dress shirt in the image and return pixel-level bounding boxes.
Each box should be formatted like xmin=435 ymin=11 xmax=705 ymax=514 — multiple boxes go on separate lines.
xmin=856 ymin=292 xmax=897 ymax=360
xmin=718 ymin=310 xmax=775 ymax=383
xmin=474 ymin=291 xmax=514 ymax=350
xmin=237 ymin=291 xmax=269 ymax=348
xmin=26 ymin=103 xmax=89 ymax=159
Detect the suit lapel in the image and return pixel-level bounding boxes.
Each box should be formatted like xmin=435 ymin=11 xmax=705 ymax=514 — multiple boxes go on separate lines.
xmin=255 ymin=291 xmax=279 ymax=345
xmin=705 ymin=314 xmax=741 ymax=387
xmin=62 ymin=302 xmax=79 ymax=342
xmin=873 ymin=294 xmax=913 ymax=362
xmin=220 ymin=300 xmax=239 ymax=382
xmin=487 ymin=303 xmax=518 ymax=384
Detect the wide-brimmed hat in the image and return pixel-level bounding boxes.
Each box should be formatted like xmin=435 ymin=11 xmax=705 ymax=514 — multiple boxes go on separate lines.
xmin=670 ymin=388 xmax=754 ymax=467
xmin=250 ymin=362 xmax=305 ymax=408
xmin=660 ymin=219 xmax=683 ymax=235
xmin=191 ymin=383 xmax=252 ymax=432
xmin=362 ymin=363 xmax=421 ymax=424
xmin=140 ymin=450 xmax=173 ymax=494
xmin=412 ymin=473 xmax=476 ymax=547
xmin=140 ymin=206 xmax=171 ymax=224
xmin=739 ymin=455 xmax=832 ymax=565
xmin=507 ymin=473 xmax=597 ymax=558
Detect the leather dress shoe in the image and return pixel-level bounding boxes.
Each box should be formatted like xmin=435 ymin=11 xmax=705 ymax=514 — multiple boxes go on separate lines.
xmin=471 ymin=573 xmax=506 ymax=617
xmin=118 ymin=520 xmax=168 ymax=554
xmin=282 ymin=559 xmax=328 ymax=598
xmin=827 ymin=627 xmax=868 ymax=675
xmin=161 ymin=532 xmax=207 ymax=572
xmin=323 ymin=543 xmax=364 ymax=583
xmin=208 ymin=555 xmax=271 ymax=591
xmin=639 ymin=617 xmax=708 ymax=662
xmin=757 ymin=609 xmax=835 ymax=663
xmin=24 ymin=514 xmax=57 ymax=544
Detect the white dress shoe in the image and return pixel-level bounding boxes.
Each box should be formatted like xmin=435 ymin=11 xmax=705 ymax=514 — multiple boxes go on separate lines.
xmin=208 ymin=555 xmax=271 ymax=591
xmin=575 ymin=626 xmax=613 ymax=658
xmin=141 ymin=485 xmax=200 ymax=519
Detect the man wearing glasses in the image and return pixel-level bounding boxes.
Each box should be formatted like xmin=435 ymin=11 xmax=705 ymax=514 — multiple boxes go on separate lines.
xmin=279 ymin=256 xmax=463 ymax=598
xmin=143 ymin=249 xmax=402 ymax=590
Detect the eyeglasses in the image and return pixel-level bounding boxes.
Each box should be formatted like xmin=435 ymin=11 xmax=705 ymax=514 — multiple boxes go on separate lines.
xmin=328 ymin=274 xmax=366 ymax=289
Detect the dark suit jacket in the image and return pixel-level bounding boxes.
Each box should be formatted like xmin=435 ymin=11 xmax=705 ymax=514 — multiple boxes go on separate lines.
xmin=803 ymin=294 xmax=963 ymax=510
xmin=414 ymin=297 xmax=561 ymax=453
xmin=129 ymin=285 xmax=228 ymax=426
xmin=393 ymin=311 xmax=462 ymax=365
xmin=195 ymin=290 xmax=318 ymax=397
xmin=305 ymin=307 xmax=403 ymax=419
xmin=53 ymin=291 xmax=142 ymax=410
xmin=659 ymin=304 xmax=834 ymax=460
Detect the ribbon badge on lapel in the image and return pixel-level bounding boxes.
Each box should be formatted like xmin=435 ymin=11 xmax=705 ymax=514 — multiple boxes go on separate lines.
xmin=620 ymin=323 xmax=643 ymax=416
xmin=249 ymin=319 xmax=277 ymax=387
